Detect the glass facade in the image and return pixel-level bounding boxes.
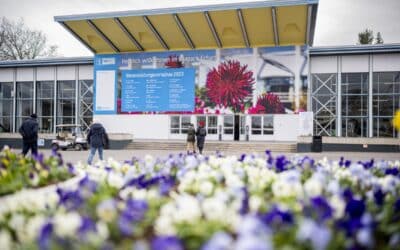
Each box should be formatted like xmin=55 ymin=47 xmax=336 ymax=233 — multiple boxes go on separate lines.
xmin=0 ymin=82 xmax=13 ymax=132
xmin=57 ymin=80 xmax=75 ymax=125
xmin=341 ymin=73 xmax=369 ymax=137
xmin=373 ymin=72 xmax=400 ymax=137
xmin=36 ymin=81 xmax=54 ymax=133
xmin=16 ymin=82 xmax=33 ymax=129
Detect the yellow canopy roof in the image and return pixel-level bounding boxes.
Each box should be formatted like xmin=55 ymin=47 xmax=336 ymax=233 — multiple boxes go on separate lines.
xmin=55 ymin=0 xmax=318 ymax=54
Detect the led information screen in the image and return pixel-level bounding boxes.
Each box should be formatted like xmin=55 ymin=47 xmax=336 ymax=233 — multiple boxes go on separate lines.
xmin=121 ymin=68 xmax=195 ymax=112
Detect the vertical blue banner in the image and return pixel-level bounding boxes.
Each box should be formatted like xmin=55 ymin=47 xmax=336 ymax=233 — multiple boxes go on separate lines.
xmin=121 ymin=68 xmax=195 ymax=112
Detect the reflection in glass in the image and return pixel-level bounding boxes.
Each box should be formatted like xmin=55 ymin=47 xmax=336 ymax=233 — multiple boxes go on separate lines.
xmin=372 ymin=72 xmax=400 ymax=137
xmin=16 ymin=82 xmax=33 ymax=129
xmin=208 ymin=116 xmax=217 ymax=134
xmin=263 ymin=115 xmax=273 ymax=135
xmin=37 ymin=81 xmax=54 ymax=133
xmin=57 ymin=80 xmax=75 ymax=125
xmin=0 ymin=82 xmax=13 ymax=132
xmin=223 ymin=116 xmax=233 ymax=134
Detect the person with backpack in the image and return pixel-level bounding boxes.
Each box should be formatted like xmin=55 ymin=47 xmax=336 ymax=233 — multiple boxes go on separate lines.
xmin=18 ymin=113 xmax=39 ymax=156
xmin=186 ymin=123 xmax=196 ymax=154
xmin=87 ymin=119 xmax=109 ymax=165
xmin=196 ymin=121 xmax=207 ymax=154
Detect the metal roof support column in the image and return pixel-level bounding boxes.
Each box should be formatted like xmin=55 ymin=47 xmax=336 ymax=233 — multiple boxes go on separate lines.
xmin=114 ymin=18 xmax=144 ymax=51
xmin=87 ymin=20 xmax=120 ymax=52
xmin=337 ymin=56 xmax=342 ymax=137
xmin=306 ymin=5 xmax=312 ymax=45
xmin=368 ymin=54 xmax=373 ymax=137
xmin=143 ymin=16 xmax=169 ymax=50
xmin=173 ymin=14 xmax=195 ymax=49
xmin=271 ymin=7 xmax=279 ymax=46
xmin=59 ymin=22 xmax=96 ymax=54
xmin=237 ymin=9 xmax=250 ymax=48
xmin=204 ymin=11 xmax=222 ymax=48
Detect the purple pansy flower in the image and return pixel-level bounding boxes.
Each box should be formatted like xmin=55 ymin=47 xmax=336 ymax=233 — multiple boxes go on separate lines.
xmin=151 ymin=236 xmax=184 ymax=250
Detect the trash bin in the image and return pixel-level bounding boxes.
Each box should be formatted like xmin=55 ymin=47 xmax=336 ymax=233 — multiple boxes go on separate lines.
xmin=311 ymin=136 xmax=322 ymax=152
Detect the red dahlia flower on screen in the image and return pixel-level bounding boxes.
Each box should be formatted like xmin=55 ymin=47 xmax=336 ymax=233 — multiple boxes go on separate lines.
xmin=248 ymin=92 xmax=285 ymax=114
xmin=206 ymin=60 xmax=255 ymax=112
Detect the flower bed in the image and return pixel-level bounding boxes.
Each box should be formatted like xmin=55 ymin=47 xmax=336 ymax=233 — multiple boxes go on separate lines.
xmin=0 ymin=147 xmax=74 ymax=196
xmin=0 ymin=152 xmax=399 ymax=250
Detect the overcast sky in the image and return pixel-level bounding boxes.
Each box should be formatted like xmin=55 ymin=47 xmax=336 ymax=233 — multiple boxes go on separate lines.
xmin=0 ymin=0 xmax=399 ymax=57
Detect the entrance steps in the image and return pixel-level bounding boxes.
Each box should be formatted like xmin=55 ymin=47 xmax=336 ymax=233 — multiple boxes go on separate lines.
xmin=125 ymin=140 xmax=297 ymax=153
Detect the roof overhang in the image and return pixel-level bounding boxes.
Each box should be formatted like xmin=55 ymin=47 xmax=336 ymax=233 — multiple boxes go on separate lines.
xmin=54 ymin=0 xmax=319 ymax=54
xmin=309 ymin=44 xmax=400 ymax=56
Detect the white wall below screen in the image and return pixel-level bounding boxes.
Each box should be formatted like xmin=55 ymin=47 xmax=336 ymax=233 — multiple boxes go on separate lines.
xmin=95 ymin=114 xmax=304 ymax=142
xmin=95 ymin=114 xmax=170 ymax=139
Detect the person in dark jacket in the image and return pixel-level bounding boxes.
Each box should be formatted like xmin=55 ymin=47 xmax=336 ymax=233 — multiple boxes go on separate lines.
xmin=186 ymin=123 xmax=196 ymax=154
xmin=196 ymin=121 xmax=207 ymax=154
xmin=87 ymin=120 xmax=109 ymax=165
xmin=19 ymin=113 xmax=39 ymax=156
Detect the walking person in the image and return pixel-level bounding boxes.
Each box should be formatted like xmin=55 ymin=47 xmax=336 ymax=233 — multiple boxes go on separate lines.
xmin=196 ymin=121 xmax=207 ymax=154
xmin=18 ymin=113 xmax=39 ymax=156
xmin=186 ymin=123 xmax=196 ymax=154
xmin=87 ymin=119 xmax=109 ymax=165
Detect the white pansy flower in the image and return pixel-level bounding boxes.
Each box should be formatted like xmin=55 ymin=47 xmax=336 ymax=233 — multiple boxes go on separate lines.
xmin=329 ymin=195 xmax=345 ymax=219
xmin=96 ymin=221 xmax=109 ymax=240
xmin=25 ymin=215 xmax=46 ymax=241
xmin=107 ymin=172 xmax=125 ymax=189
xmin=53 ymin=212 xmax=81 ymax=238
xmin=202 ymin=197 xmax=226 ymax=220
xmin=304 ymin=178 xmax=323 ymax=197
xmin=199 ymin=181 xmax=214 ymax=196
xmin=0 ymin=230 xmax=12 ymax=250
xmin=249 ymin=195 xmax=263 ymax=212
xmin=154 ymin=215 xmax=176 ymax=235
xmin=9 ymin=213 xmax=25 ymax=232
xmin=96 ymin=199 xmax=117 ymax=223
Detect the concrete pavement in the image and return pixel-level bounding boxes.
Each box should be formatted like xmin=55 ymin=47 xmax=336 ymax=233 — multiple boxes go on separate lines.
xmin=15 ymin=148 xmax=400 ymax=165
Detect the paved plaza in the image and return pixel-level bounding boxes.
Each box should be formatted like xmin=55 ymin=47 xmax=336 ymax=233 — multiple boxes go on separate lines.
xmin=20 ymin=148 xmax=400 ymax=165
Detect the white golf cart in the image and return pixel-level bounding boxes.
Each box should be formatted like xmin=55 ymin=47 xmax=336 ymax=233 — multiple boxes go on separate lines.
xmin=51 ymin=124 xmax=88 ymax=151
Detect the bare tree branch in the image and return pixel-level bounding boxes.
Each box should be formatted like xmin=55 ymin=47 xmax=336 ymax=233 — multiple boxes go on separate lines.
xmin=0 ymin=17 xmax=58 ymax=60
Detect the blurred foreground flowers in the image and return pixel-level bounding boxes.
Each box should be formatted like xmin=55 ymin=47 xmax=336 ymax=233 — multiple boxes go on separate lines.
xmin=0 ymin=148 xmax=399 ymax=250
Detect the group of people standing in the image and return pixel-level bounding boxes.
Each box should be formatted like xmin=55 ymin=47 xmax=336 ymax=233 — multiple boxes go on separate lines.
xmin=18 ymin=114 xmax=207 ymax=164
xmin=186 ymin=121 xmax=207 ymax=155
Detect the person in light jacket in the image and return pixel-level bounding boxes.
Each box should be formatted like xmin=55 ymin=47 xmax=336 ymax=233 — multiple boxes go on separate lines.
xmin=87 ymin=120 xmax=109 ymax=165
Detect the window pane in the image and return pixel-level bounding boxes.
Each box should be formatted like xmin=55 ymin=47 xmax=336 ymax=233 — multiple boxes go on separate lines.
xmin=1 ymin=100 xmax=12 ymax=116
xmin=58 ymin=99 xmax=75 ymax=117
xmin=170 ymin=116 xmax=180 ymax=129
xmin=17 ymin=100 xmax=33 ymax=116
xmin=0 ymin=117 xmax=11 ymax=132
xmin=223 ymin=116 xmax=233 ymax=127
xmin=37 ymin=81 xmax=54 ymax=98
xmin=58 ymin=81 xmax=75 ymax=99
xmin=240 ymin=116 xmax=246 ymax=134
xmin=251 ymin=116 xmax=261 ymax=129
xmin=17 ymin=82 xmax=33 ymax=98
xmin=263 ymin=116 xmax=273 ymax=135
xmin=208 ymin=116 xmax=217 ymax=127
xmin=181 ymin=116 xmax=191 ymax=133
xmin=0 ymin=82 xmax=13 ymax=98
xmin=38 ymin=117 xmax=53 ymax=133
